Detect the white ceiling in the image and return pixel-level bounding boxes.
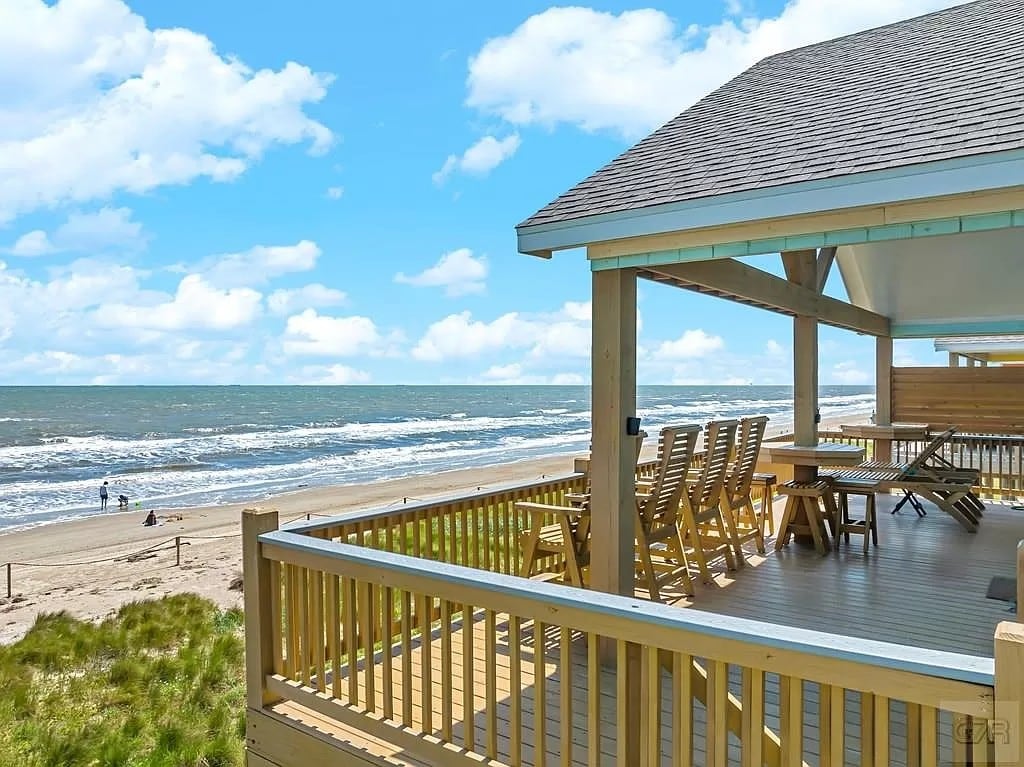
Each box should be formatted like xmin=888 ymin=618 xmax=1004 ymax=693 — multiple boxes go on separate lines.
xmin=836 ymin=227 xmax=1024 ymax=331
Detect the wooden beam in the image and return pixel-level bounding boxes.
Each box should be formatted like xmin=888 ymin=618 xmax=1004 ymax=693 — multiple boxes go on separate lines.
xmin=949 ymin=352 xmax=961 ymax=367
xmin=646 ymin=259 xmax=889 ymax=337
xmin=816 ymin=246 xmax=837 ymax=293
xmin=589 ymin=268 xmax=637 ymax=598
xmin=781 ymin=250 xmax=814 ymax=283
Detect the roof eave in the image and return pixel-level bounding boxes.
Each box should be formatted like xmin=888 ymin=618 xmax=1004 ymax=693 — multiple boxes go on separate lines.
xmin=516 ymin=149 xmax=1024 ymax=257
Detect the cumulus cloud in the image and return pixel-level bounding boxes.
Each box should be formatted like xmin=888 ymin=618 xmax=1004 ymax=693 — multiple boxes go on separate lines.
xmin=482 ymin=363 xmax=523 ymax=380
xmin=96 ymin=274 xmax=262 ymax=331
xmin=432 ymin=134 xmax=521 ymax=185
xmin=765 ymin=339 xmax=786 ymax=356
xmin=267 ymin=283 xmax=347 ymax=316
xmin=291 ymin=363 xmax=372 ymax=384
xmin=0 ymin=0 xmax=332 ymax=223
xmin=281 ymin=309 xmax=385 ymax=357
xmin=199 ymin=240 xmax=322 ymax=287
xmin=411 ymin=300 xmax=592 ymax=362
xmin=466 ymin=1 xmax=961 ymax=138
xmin=653 ymin=329 xmax=724 ymax=360
xmin=831 ymin=360 xmax=871 ymax=384
xmin=6 ymin=207 xmax=146 ymax=256
xmin=326 ymin=186 xmax=344 ymax=200
xmin=395 ymin=248 xmax=487 ymax=297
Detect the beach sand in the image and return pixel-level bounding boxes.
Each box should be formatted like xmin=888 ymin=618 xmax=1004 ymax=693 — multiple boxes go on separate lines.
xmin=0 ymin=412 xmax=869 ymax=644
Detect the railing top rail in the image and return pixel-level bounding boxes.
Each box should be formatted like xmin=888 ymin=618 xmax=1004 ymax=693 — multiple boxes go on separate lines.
xmin=283 ymin=470 xmax=587 ymax=534
xmin=260 ymin=529 xmax=994 ymax=687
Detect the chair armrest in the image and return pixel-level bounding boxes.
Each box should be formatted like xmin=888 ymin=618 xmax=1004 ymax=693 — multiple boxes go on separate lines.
xmin=514 ymin=501 xmax=582 ymax=517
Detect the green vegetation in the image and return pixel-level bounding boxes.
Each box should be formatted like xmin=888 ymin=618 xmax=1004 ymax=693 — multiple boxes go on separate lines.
xmin=0 ymin=594 xmax=246 ymax=767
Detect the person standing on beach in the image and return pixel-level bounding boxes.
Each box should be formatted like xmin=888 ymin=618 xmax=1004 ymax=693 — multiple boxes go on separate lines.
xmin=100 ymin=480 xmax=109 ymax=510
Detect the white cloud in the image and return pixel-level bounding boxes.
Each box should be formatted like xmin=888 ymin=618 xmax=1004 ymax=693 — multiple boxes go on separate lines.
xmin=201 ymin=240 xmax=321 ymax=287
xmin=482 ymin=363 xmax=522 ymax=380
xmin=395 ymin=248 xmax=488 ymax=297
xmin=326 ymin=186 xmax=344 ymax=199
xmin=281 ymin=309 xmax=384 ymax=357
xmin=551 ymin=372 xmax=585 ymax=385
xmin=432 ymin=134 xmax=520 ymax=184
xmin=267 ymin=283 xmax=347 ymax=316
xmin=831 ymin=360 xmax=871 ymax=384
xmin=293 ymin=363 xmax=371 ymax=384
xmin=653 ymin=329 xmax=724 ymax=360
xmin=765 ymin=339 xmax=786 ymax=356
xmin=9 ymin=230 xmax=53 ymax=257
xmin=412 ymin=300 xmax=592 ymax=362
xmin=562 ymin=301 xmax=591 ymax=322
xmin=6 ymin=207 xmax=145 ymax=255
xmin=96 ymin=274 xmax=262 ymax=331
xmin=0 ymin=0 xmax=332 ymax=223
xmin=466 ymin=1 xmax=960 ymax=138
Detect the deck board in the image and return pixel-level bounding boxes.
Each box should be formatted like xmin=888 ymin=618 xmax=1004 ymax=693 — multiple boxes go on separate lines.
xmin=258 ymin=495 xmax=1017 ymax=767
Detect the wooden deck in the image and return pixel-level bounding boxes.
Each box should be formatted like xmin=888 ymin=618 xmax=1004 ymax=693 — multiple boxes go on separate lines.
xmin=668 ymin=494 xmax=1020 ymax=658
xmin=248 ymin=495 xmax=1013 ymax=767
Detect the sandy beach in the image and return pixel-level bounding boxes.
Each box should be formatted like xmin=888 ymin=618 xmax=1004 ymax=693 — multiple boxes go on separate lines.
xmin=0 ymin=412 xmax=868 ymax=644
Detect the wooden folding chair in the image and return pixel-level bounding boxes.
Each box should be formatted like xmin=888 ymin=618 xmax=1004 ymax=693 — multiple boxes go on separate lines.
xmin=716 ymin=415 xmax=769 ymax=564
xmin=635 ymin=424 xmax=701 ymax=601
xmin=678 ymin=419 xmax=739 ymax=584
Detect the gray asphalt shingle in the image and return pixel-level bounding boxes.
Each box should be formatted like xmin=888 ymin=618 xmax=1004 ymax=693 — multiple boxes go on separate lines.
xmin=518 ymin=0 xmax=1024 ymax=231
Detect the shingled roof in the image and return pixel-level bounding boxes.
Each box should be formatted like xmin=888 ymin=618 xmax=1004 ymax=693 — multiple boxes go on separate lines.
xmin=518 ymin=0 xmax=1024 ymax=231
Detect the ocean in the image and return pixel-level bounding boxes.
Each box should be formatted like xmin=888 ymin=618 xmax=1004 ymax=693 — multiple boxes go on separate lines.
xmin=0 ymin=385 xmax=874 ymax=532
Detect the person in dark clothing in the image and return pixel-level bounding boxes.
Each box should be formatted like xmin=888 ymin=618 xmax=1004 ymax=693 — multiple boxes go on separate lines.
xmin=100 ymin=481 xmax=109 ymax=510
xmin=143 ymin=509 xmax=158 ymax=527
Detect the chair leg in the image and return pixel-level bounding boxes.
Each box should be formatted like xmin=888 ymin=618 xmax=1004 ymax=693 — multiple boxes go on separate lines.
xmin=720 ymin=497 xmax=746 ymax=567
xmin=519 ymin=529 xmax=541 ymax=578
xmin=560 ymin=517 xmax=584 ymax=587
xmin=635 ymin=526 xmax=660 ymax=601
xmin=745 ymin=497 xmax=766 ymax=554
xmin=775 ymin=496 xmax=798 ymax=550
xmin=803 ymin=497 xmax=828 ymax=556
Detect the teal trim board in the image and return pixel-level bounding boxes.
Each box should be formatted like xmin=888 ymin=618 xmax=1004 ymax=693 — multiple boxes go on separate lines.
xmin=590 ymin=209 xmax=1024 ymax=271
xmin=893 ymin=320 xmax=1024 ymax=339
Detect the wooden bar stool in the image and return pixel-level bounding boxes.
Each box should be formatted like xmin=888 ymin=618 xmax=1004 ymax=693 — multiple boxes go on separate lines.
xmin=832 ymin=481 xmax=879 ymax=554
xmin=752 ymin=472 xmax=777 ymax=536
xmin=775 ymin=480 xmax=837 ymax=556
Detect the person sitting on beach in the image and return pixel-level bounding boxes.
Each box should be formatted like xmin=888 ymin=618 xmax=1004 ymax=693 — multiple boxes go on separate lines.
xmin=143 ymin=509 xmax=158 ymax=527
xmin=118 ymin=494 xmax=129 ymax=509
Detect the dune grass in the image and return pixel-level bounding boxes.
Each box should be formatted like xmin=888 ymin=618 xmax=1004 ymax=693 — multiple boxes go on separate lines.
xmin=0 ymin=594 xmax=246 ymax=767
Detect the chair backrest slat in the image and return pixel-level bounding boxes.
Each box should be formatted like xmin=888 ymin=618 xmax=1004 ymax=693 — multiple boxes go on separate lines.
xmin=641 ymin=425 xmax=701 ymax=526
xmin=727 ymin=416 xmax=769 ymax=498
xmin=904 ymin=427 xmax=956 ymax=475
xmin=692 ymin=419 xmax=739 ymax=508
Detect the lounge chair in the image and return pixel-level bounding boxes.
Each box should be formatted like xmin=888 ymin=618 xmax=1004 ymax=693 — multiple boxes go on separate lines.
xmin=823 ymin=428 xmax=982 ymax=532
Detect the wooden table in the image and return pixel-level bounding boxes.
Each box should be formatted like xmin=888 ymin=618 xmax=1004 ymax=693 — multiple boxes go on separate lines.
xmin=767 ymin=442 xmax=866 ymax=551
xmin=839 ymin=422 xmax=929 ymax=463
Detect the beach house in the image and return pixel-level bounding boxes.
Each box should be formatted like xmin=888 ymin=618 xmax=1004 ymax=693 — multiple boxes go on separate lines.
xmin=242 ymin=1 xmax=1024 ymax=764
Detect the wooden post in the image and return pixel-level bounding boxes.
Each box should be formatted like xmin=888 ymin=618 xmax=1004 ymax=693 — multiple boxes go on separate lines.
xmin=175 ymin=536 xmax=181 ymax=566
xmin=784 ymin=250 xmax=818 ymax=475
xmin=1017 ymin=540 xmax=1024 ymax=622
xmin=589 ymin=266 xmax=637 ymax=598
xmin=875 ymin=336 xmax=893 ymax=462
xmin=966 ymin=357 xmax=976 ymax=367
xmin=243 ymin=507 xmax=281 ymax=709
xmin=5 ymin=562 xmax=10 ymax=599
xmin=994 ymin=621 xmax=1024 ymax=766
xmin=949 ymin=352 xmax=961 ymax=367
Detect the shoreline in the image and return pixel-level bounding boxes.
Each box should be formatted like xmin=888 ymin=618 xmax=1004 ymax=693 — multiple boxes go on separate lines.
xmin=0 ymin=411 xmax=869 ymax=644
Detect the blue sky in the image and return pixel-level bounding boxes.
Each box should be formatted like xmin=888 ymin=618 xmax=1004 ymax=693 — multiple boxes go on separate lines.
xmin=0 ymin=0 xmax=960 ymax=385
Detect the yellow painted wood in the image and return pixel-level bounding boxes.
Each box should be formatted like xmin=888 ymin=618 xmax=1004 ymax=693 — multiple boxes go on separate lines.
xmin=242 ymin=508 xmax=280 ymax=708
xmin=587 ymin=633 xmax=600 ymax=767
xmin=562 ymin=627 xmax=574 ymax=767
xmin=920 ymin=705 xmax=937 ymax=767
xmin=400 ymin=589 xmax=412 ymax=727
xmin=362 ymin=581 xmax=375 ymax=712
xmin=874 ymin=695 xmax=890 ymax=767
xmin=708 ymin=660 xmax=729 ymax=767
xmin=536 ymin=620 xmax=548 ymax=767
xmin=741 ymin=666 xmax=763 ymax=767
xmin=995 ymin=621 xmax=1024 ymax=767
xmin=510 ymin=616 xmax=523 ymax=766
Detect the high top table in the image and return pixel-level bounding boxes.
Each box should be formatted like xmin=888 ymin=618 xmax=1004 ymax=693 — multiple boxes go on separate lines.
xmin=839 ymin=422 xmax=930 ymax=463
xmin=767 ymin=442 xmax=866 ymax=550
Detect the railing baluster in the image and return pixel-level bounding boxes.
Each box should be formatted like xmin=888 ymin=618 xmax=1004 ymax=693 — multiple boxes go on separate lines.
xmin=343 ymin=576 xmax=358 ymax=705
xmin=643 ymin=645 xmax=660 ymax=766
xmin=819 ymin=682 xmax=832 ymax=767
xmin=328 ymin=574 xmax=341 ymax=698
xmin=862 ymin=692 xmax=875 ymax=767
xmin=361 ymin=580 xmax=375 ymax=713
xmin=299 ymin=566 xmax=311 ymax=687
xmin=905 ymin=702 xmax=921 ymax=767
xmin=780 ymin=674 xmax=802 ymax=766
xmin=511 ymin=615 xmax=523 ymax=766
xmin=312 ymin=570 xmax=325 ymax=693
xmin=270 ymin=560 xmax=283 ymax=676
xmin=708 ymin=660 xmax=728 ymax=767
xmin=874 ymin=695 xmax=890 ymax=767
xmin=536 ymin=620 xmax=548 ymax=767
xmin=673 ymin=652 xmax=692 ymax=767
xmin=418 ymin=592 xmax=433 ymax=734
xmin=588 ymin=633 xmax=601 ymax=767
xmin=741 ymin=666 xmax=763 ymax=767
xmin=400 ymin=589 xmax=412 ymax=726
xmin=920 ymin=705 xmax=937 ymax=767
xmin=461 ymin=601 xmax=475 ymax=750
xmin=440 ymin=599 xmax=453 ymax=741
xmin=381 ymin=584 xmax=393 ymax=720
xmin=830 ymin=684 xmax=845 ymax=767
xmin=487 ymin=610 xmax=499 ymax=760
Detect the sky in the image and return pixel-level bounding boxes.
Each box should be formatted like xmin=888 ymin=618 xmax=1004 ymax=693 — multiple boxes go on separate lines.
xmin=0 ymin=0 xmax=965 ymax=386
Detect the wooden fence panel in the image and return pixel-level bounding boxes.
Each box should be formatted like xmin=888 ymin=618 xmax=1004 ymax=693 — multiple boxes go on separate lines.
xmin=893 ymin=367 xmax=1024 ymax=434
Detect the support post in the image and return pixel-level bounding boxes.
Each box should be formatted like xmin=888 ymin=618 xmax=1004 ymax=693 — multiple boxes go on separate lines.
xmin=175 ymin=536 xmax=181 ymax=567
xmin=966 ymin=357 xmax=977 ymax=367
xmin=785 ymin=250 xmax=818 ymax=475
xmin=589 ymin=267 xmax=638 ymax=598
xmin=949 ymin=352 xmax=961 ymax=367
xmin=995 ymin=621 xmax=1024 ymax=767
xmin=875 ymin=336 xmax=893 ymax=462
xmin=243 ymin=507 xmax=281 ymax=709
xmin=5 ymin=562 xmax=10 ymax=599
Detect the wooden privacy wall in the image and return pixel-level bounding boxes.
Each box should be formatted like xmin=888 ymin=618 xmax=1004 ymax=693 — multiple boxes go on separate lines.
xmin=893 ymin=366 xmax=1024 ymax=434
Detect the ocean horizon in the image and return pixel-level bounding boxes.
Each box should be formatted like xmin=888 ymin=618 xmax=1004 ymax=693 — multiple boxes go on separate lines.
xmin=0 ymin=384 xmax=874 ymax=532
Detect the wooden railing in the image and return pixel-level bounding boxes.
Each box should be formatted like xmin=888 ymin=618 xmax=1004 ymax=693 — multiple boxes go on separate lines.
xmin=284 ymin=460 xmax=766 ymax=578
xmin=244 ymin=510 xmax=1014 ymax=767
